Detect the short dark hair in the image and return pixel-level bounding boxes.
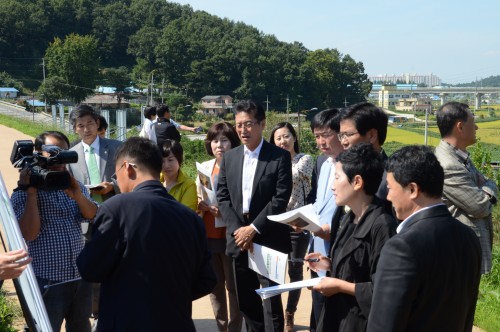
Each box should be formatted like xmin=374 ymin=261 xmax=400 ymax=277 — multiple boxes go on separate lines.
xmin=144 ymin=106 xmax=157 ymax=119
xmin=342 ymin=102 xmax=388 ymax=145
xmin=386 ymin=145 xmax=443 ymax=198
xmin=35 ymin=131 xmax=70 ymax=151
xmin=336 ymin=143 xmax=384 ymax=196
xmin=156 ymin=104 xmax=170 ymax=118
xmin=436 ymin=102 xmax=470 ymax=138
xmin=115 ymin=137 xmax=162 ymax=175
xmin=98 ymin=115 xmax=108 ymax=131
xmin=161 ymin=139 xmax=184 ymax=166
xmin=204 ymin=122 xmax=240 ymax=156
xmin=70 ymin=105 xmax=100 ymax=128
xmin=310 ymin=108 xmax=342 ymax=132
xmin=234 ymin=100 xmax=265 ymax=122
xmin=269 ymin=122 xmax=300 ymax=153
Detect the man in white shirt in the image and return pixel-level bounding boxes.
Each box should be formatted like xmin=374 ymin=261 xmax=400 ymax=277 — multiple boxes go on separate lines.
xmin=217 ymin=100 xmax=292 ymax=332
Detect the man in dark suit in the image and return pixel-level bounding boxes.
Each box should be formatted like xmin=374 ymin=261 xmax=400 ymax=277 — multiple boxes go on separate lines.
xmin=77 ymin=137 xmax=216 ymax=332
xmin=367 ymin=145 xmax=481 ymax=332
xmin=217 ymin=100 xmax=292 ymax=332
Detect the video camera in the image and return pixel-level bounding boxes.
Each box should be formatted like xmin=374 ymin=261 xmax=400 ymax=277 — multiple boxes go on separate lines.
xmin=10 ymin=140 xmax=78 ymax=190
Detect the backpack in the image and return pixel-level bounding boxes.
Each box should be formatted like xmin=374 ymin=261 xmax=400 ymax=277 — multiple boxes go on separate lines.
xmin=153 ymin=118 xmax=181 ymax=148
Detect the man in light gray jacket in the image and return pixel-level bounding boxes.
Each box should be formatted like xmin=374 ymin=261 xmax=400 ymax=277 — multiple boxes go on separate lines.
xmin=435 ymin=101 xmax=498 ymax=274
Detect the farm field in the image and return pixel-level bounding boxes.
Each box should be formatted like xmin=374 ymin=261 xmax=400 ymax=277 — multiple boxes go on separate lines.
xmin=384 ymin=120 xmax=500 ymax=159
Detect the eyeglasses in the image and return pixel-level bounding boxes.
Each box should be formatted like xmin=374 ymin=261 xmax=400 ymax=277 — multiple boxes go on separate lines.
xmin=314 ymin=131 xmax=335 ymax=139
xmin=337 ymin=132 xmax=359 ymax=141
xmin=235 ymin=121 xmax=259 ymax=129
xmin=111 ymin=161 xmax=137 ymax=180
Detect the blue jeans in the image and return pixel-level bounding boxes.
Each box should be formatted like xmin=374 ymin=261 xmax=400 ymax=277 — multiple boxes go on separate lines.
xmin=37 ymin=277 xmax=92 ymax=332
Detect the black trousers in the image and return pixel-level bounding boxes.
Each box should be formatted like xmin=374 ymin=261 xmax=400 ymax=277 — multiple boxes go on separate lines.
xmin=232 ymin=253 xmax=284 ymax=332
xmin=309 ymin=270 xmax=326 ymax=332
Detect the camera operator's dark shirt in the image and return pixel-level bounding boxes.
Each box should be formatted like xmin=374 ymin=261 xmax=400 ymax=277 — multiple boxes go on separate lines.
xmin=11 ymin=181 xmax=96 ymax=281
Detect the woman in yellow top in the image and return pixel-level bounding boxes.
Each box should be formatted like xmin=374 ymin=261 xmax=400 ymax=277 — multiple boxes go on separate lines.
xmin=161 ymin=139 xmax=197 ymax=211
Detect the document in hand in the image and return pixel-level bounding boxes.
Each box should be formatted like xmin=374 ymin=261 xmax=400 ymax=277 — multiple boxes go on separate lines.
xmin=248 ymin=244 xmax=288 ymax=284
xmin=267 ymin=204 xmax=321 ymax=232
xmin=255 ymin=277 xmax=324 ymax=299
xmin=196 ymin=162 xmax=224 ymax=227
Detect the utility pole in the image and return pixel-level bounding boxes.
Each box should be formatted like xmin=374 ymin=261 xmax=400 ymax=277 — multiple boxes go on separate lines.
xmin=150 ymin=71 xmax=155 ymax=106
xmin=264 ymin=95 xmax=270 ymax=112
xmin=286 ymin=95 xmax=289 ymax=121
xmin=424 ymin=108 xmax=429 ymax=146
xmin=42 ymin=58 xmax=47 ymax=113
xmin=161 ymin=77 xmax=165 ymax=104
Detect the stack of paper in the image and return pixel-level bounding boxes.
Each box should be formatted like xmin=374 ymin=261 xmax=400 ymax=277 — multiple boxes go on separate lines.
xmin=255 ymin=277 xmax=324 ymax=299
xmin=267 ymin=204 xmax=321 ymax=232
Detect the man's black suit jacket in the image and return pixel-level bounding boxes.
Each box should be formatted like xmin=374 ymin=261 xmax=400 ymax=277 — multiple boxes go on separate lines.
xmin=77 ymin=181 xmax=216 ymax=332
xmin=306 ymin=154 xmax=327 ymax=205
xmin=368 ymin=205 xmax=481 ymax=332
xmin=217 ymin=140 xmax=293 ymax=257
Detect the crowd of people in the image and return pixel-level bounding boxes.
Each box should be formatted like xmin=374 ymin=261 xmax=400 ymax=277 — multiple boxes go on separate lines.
xmin=1 ymin=99 xmax=496 ymax=332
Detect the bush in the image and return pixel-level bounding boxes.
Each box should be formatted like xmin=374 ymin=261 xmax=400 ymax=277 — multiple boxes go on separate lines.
xmin=475 ymin=244 xmax=500 ymax=331
xmin=0 ymin=291 xmax=17 ymax=332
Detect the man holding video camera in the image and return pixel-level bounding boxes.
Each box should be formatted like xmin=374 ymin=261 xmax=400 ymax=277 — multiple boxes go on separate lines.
xmin=11 ymin=130 xmax=97 ymax=332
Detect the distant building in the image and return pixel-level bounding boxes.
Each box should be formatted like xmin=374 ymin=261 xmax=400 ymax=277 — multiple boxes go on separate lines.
xmin=201 ymin=95 xmax=233 ymax=117
xmin=395 ymin=97 xmax=432 ymax=113
xmin=96 ymin=86 xmax=117 ymax=94
xmin=388 ymin=115 xmax=409 ymax=124
xmin=378 ymin=85 xmax=432 ymax=112
xmin=81 ymin=94 xmax=130 ymax=109
xmin=378 ymin=86 xmax=411 ymax=108
xmin=0 ymin=87 xmax=19 ymax=98
xmin=370 ymin=73 xmax=441 ymax=87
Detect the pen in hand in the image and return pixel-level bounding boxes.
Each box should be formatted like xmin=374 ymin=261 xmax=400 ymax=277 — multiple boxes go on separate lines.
xmin=289 ymin=258 xmax=320 ymax=263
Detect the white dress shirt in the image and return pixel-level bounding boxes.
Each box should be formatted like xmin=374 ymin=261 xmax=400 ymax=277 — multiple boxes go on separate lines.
xmin=396 ymin=203 xmax=446 ymax=233
xmin=242 ymin=139 xmax=264 ymax=214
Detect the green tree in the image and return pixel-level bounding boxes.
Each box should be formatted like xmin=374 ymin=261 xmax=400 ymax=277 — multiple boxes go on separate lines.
xmin=92 ymin=2 xmax=136 ymax=67
xmin=37 ymin=75 xmax=65 ymax=104
xmin=300 ymin=49 xmax=370 ymax=108
xmin=101 ymin=66 xmax=131 ymax=106
xmin=0 ymin=71 xmax=23 ymax=91
xmin=45 ymin=33 xmax=100 ymax=103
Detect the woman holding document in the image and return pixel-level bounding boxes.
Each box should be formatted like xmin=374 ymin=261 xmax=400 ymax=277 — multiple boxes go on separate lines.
xmin=305 ymin=143 xmax=396 ymax=332
xmin=270 ymin=122 xmax=313 ymax=331
xmin=196 ymin=122 xmax=243 ymax=332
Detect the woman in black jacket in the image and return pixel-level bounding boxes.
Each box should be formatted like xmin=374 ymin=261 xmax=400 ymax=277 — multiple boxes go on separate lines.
xmin=306 ymin=143 xmax=397 ymax=332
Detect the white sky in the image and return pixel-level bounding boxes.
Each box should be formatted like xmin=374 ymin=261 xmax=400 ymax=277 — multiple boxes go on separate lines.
xmin=171 ymin=0 xmax=500 ymax=84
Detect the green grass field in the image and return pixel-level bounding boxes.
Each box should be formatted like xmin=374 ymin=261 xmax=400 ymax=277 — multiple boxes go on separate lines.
xmin=384 ymin=120 xmax=500 ymax=160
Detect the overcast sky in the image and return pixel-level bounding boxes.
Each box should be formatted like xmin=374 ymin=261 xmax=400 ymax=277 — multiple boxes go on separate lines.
xmin=171 ymin=0 xmax=500 ymax=84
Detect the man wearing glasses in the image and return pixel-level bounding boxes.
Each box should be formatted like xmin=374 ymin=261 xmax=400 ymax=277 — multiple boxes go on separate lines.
xmin=307 ymin=108 xmax=344 ymax=331
xmin=338 ymin=102 xmax=389 ymax=201
xmin=77 ymin=137 xmax=216 ymax=331
xmin=217 ymin=100 xmax=293 ymax=332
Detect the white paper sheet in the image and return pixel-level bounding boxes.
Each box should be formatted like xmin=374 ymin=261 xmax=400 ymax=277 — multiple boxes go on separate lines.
xmin=196 ymin=162 xmax=224 ymax=227
xmin=255 ymin=277 xmax=324 ymax=299
xmin=267 ymin=204 xmax=321 ymax=232
xmin=248 ymin=243 xmax=288 ymax=284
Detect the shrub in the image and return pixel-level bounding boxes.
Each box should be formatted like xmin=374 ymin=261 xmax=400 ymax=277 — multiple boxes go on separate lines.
xmin=0 ymin=291 xmax=17 ymax=332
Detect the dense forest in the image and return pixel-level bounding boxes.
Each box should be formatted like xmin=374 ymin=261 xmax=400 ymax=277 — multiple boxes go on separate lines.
xmin=0 ymin=0 xmax=371 ymax=109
